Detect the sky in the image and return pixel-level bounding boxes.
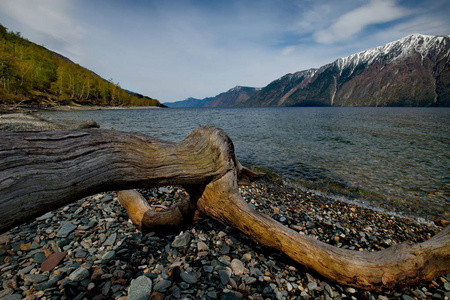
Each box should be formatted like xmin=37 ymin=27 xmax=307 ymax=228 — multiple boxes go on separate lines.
xmin=0 ymin=0 xmax=449 ymax=103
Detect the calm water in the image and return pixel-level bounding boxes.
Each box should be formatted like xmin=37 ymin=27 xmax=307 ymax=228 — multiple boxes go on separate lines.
xmin=39 ymin=107 xmax=450 ymax=221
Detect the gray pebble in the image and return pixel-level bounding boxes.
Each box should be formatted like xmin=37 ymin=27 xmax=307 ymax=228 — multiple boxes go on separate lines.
xmin=56 ymin=223 xmax=77 ymax=237
xmin=154 ymin=279 xmax=172 ymax=292
xmin=180 ymin=272 xmax=198 ymax=284
xmin=69 ymin=267 xmax=90 ymax=281
xmin=128 ymin=275 xmax=152 ymax=300
xmin=171 ymin=231 xmax=191 ymax=248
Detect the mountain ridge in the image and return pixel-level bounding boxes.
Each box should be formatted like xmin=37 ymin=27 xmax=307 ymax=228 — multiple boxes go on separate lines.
xmin=169 ymin=33 xmax=450 ymax=107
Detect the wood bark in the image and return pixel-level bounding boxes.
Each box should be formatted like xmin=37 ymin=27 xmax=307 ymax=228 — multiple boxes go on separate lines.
xmin=1 ymin=126 xmax=449 ymax=291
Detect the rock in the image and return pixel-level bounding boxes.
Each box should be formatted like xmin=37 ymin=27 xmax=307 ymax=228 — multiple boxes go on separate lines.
xmin=103 ymin=232 xmax=117 ymax=246
xmin=219 ymin=270 xmax=230 ymax=285
xmin=69 ymin=267 xmax=90 ymax=281
xmin=244 ymin=277 xmax=257 ymax=285
xmin=24 ymin=274 xmax=48 ymax=283
xmin=402 ymin=295 xmax=415 ymax=300
xmin=0 ymin=295 xmax=22 ymax=300
xmin=128 ymin=275 xmax=152 ymax=300
xmin=180 ymin=272 xmax=198 ymax=284
xmin=171 ymin=231 xmax=191 ymax=248
xmin=36 ymin=212 xmax=54 ymax=221
xmin=56 ymin=223 xmax=77 ymax=237
xmin=101 ymin=250 xmax=116 ymax=264
xmin=197 ymin=241 xmax=209 ymax=251
xmin=307 ymin=281 xmax=317 ymax=291
xmin=231 ymin=258 xmax=245 ymax=276
xmin=220 ymin=293 xmax=240 ymax=300
xmin=77 ymin=120 xmax=100 ymax=129
xmin=40 ymin=251 xmax=68 ymax=272
xmin=33 ymin=252 xmax=47 ymax=264
xmin=153 ymin=279 xmax=172 ymax=292
xmin=444 ymin=282 xmax=450 ymax=291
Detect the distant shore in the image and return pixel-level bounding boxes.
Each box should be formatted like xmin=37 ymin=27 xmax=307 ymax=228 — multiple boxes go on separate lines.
xmin=0 ymin=104 xmax=162 ymax=115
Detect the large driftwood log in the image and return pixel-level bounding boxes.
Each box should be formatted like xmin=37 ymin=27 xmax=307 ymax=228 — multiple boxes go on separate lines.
xmin=1 ymin=126 xmax=449 ymax=291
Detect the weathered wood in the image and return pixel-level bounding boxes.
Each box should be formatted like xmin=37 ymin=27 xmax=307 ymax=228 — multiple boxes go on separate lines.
xmin=1 ymin=126 xmax=449 ymax=291
xmin=0 ymin=126 xmax=238 ymax=232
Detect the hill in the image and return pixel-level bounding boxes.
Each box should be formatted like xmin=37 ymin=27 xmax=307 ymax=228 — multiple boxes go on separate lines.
xmin=0 ymin=24 xmax=162 ymax=107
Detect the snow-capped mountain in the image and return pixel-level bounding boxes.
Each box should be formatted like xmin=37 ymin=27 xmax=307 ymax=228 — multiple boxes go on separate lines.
xmin=246 ymin=34 xmax=450 ymax=107
xmin=169 ymin=34 xmax=450 ymax=107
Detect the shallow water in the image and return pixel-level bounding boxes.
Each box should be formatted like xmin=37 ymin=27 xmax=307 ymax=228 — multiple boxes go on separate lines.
xmin=39 ymin=107 xmax=450 ymax=221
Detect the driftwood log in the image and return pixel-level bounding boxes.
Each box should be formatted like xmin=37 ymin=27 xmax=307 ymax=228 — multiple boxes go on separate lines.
xmin=0 ymin=126 xmax=449 ymax=291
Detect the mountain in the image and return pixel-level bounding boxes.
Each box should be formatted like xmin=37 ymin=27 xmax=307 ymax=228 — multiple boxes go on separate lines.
xmin=170 ymin=34 xmax=450 ymax=108
xmin=165 ymin=97 xmax=213 ymax=108
xmin=246 ymin=34 xmax=450 ymax=107
xmin=166 ymin=86 xmax=260 ymax=108
xmin=0 ymin=24 xmax=162 ymax=107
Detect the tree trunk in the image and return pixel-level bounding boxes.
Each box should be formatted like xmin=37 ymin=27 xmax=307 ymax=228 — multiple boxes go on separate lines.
xmin=1 ymin=126 xmax=448 ymax=291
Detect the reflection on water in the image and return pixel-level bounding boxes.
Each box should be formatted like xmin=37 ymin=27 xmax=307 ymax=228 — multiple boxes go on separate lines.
xmin=39 ymin=107 xmax=450 ymax=221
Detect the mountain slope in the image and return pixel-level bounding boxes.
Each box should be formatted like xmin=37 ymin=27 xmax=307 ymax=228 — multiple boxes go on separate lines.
xmin=0 ymin=24 xmax=161 ymax=107
xmin=167 ymin=86 xmax=260 ymax=108
xmin=247 ymin=34 xmax=450 ymax=107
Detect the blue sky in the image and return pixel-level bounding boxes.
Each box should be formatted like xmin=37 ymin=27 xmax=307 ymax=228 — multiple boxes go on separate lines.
xmin=0 ymin=0 xmax=449 ymax=102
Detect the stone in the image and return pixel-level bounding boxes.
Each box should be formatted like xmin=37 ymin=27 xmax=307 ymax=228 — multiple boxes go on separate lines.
xmin=180 ymin=272 xmax=198 ymax=284
xmin=231 ymin=258 xmax=245 ymax=276
xmin=153 ymin=279 xmax=172 ymax=292
xmin=307 ymin=281 xmax=317 ymax=291
xmin=33 ymin=252 xmax=47 ymax=264
xmin=25 ymin=274 xmax=48 ymax=283
xmin=244 ymin=277 xmax=257 ymax=285
xmin=101 ymin=250 xmax=116 ymax=264
xmin=56 ymin=223 xmax=77 ymax=237
xmin=103 ymin=233 xmax=117 ymax=246
xmin=69 ymin=267 xmax=90 ymax=281
xmin=0 ymin=295 xmax=22 ymax=300
xmin=128 ymin=275 xmax=152 ymax=300
xmin=197 ymin=241 xmax=209 ymax=251
xmin=36 ymin=212 xmax=54 ymax=221
xmin=219 ymin=270 xmax=230 ymax=285
xmin=171 ymin=231 xmax=191 ymax=248
xmin=402 ymin=295 xmax=415 ymax=300
xmin=444 ymin=282 xmax=450 ymax=291
xmin=41 ymin=251 xmax=68 ymax=272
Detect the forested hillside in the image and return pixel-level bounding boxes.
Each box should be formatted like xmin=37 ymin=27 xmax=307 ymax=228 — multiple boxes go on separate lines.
xmin=0 ymin=24 xmax=161 ymax=107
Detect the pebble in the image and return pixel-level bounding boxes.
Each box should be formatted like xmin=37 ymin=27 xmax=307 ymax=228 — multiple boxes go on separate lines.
xmin=128 ymin=275 xmax=152 ymax=300
xmin=69 ymin=267 xmax=90 ymax=281
xmin=231 ymin=258 xmax=245 ymax=276
xmin=56 ymin=222 xmax=77 ymax=237
xmin=180 ymin=272 xmax=198 ymax=284
xmin=0 ymin=177 xmax=447 ymax=300
xmin=171 ymin=231 xmax=191 ymax=248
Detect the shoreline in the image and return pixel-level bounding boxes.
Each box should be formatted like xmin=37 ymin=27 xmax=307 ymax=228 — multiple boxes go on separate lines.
xmin=0 ymin=104 xmax=162 ymax=115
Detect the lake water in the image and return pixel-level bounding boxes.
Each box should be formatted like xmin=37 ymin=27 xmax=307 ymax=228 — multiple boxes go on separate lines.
xmin=38 ymin=107 xmax=450 ymax=222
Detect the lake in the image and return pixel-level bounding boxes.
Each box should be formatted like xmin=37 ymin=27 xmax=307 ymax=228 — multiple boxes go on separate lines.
xmin=38 ymin=107 xmax=450 ymax=222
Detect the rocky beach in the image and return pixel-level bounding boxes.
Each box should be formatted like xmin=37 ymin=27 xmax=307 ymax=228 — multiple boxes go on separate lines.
xmin=0 ymin=112 xmax=449 ymax=300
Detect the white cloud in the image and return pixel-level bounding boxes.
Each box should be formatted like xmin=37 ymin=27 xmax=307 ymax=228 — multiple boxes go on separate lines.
xmin=313 ymin=0 xmax=410 ymax=44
